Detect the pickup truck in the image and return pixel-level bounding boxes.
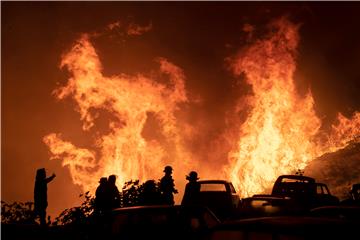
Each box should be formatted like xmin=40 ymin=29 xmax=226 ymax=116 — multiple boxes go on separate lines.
xmin=271 ymin=175 xmax=339 ymax=208
xmin=197 ymin=180 xmax=240 ymax=220
xmin=240 ymin=175 xmax=339 ymax=217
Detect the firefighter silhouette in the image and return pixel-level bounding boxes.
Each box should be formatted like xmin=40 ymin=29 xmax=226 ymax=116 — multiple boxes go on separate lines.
xmin=95 ymin=177 xmax=110 ymax=214
xmin=160 ymin=166 xmax=178 ymax=205
xmin=181 ymin=171 xmax=200 ymax=206
xmin=108 ymin=175 xmax=121 ymax=209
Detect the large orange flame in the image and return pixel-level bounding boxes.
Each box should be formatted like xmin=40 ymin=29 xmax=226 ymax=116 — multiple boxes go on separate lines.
xmin=44 ymin=34 xmax=191 ymax=192
xmin=227 ymin=18 xmax=360 ymax=197
xmin=44 ymin=19 xmax=360 ymax=198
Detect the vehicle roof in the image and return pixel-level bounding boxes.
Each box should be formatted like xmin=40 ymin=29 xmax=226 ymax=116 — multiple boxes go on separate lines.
xmin=197 ymin=180 xmax=231 ymax=184
xmin=310 ymin=205 xmax=360 ymax=212
xmin=216 ymin=216 xmax=356 ymax=231
xmin=112 ymin=205 xmax=178 ymax=212
xmin=111 ymin=204 xmax=216 ymax=213
xmin=111 ymin=204 xmax=221 ymax=223
xmin=315 ymin=182 xmax=327 ymax=186
xmin=310 ymin=206 xmax=360 ymax=221
xmin=276 ymin=175 xmax=315 ymax=182
xmin=244 ymin=196 xmax=288 ymax=201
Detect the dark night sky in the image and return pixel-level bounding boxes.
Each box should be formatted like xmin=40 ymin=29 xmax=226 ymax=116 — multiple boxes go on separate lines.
xmin=2 ymin=2 xmax=360 ymax=218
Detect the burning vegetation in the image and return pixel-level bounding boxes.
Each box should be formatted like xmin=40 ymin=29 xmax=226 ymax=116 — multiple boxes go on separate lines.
xmin=44 ymin=18 xmax=360 ymax=199
xmin=226 ymin=18 xmax=360 ymax=197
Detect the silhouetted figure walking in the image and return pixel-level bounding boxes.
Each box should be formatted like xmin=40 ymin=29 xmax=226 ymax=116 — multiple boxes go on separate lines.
xmin=181 ymin=171 xmax=200 ymax=206
xmin=140 ymin=180 xmax=162 ymax=205
xmin=160 ymin=166 xmax=178 ymax=205
xmin=95 ymin=177 xmax=110 ymax=215
xmin=34 ymin=168 xmax=55 ymax=226
xmin=108 ymin=175 xmax=121 ymax=209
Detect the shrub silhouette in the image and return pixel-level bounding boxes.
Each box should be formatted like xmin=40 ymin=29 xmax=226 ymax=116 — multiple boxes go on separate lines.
xmin=1 ymin=201 xmax=36 ymax=224
xmin=53 ymin=191 xmax=95 ymax=226
xmin=1 ymin=179 xmax=163 ymax=226
xmin=121 ymin=180 xmax=142 ymax=207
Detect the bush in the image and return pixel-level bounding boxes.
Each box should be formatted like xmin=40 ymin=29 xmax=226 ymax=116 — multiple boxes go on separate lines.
xmin=1 ymin=179 xmax=163 ymax=226
xmin=52 ymin=191 xmax=95 ymax=226
xmin=1 ymin=201 xmax=36 ymax=224
xmin=121 ymin=180 xmax=142 ymax=207
xmin=122 ymin=179 xmax=163 ymax=206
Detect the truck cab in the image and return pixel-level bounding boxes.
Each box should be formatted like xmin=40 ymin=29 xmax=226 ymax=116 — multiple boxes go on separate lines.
xmin=197 ymin=180 xmax=240 ymax=220
xmin=315 ymin=183 xmax=339 ymax=206
xmin=272 ymin=175 xmax=316 ymax=198
xmin=272 ymin=175 xmax=338 ymax=208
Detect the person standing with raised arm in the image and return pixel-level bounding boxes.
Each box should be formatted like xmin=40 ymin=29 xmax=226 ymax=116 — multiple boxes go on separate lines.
xmin=34 ymin=168 xmax=56 ymax=226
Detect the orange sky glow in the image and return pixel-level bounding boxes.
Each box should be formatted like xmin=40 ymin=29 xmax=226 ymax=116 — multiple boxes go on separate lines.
xmin=3 ymin=2 xmax=360 ymax=219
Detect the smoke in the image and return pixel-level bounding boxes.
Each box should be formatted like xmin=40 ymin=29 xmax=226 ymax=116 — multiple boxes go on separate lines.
xmin=106 ymin=20 xmax=152 ymax=36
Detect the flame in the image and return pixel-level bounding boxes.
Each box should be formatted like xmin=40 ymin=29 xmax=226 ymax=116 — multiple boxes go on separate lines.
xmin=227 ymin=18 xmax=360 ymax=197
xmin=326 ymin=112 xmax=360 ymax=151
xmin=44 ymin=19 xmax=360 ymax=198
xmin=44 ymin=34 xmax=191 ymax=192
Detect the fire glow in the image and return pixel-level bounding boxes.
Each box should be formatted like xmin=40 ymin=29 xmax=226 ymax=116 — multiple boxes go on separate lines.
xmin=44 ymin=19 xmax=360 ymax=198
xmin=226 ymin=18 xmax=360 ymax=197
xmin=44 ymin=34 xmax=192 ymax=192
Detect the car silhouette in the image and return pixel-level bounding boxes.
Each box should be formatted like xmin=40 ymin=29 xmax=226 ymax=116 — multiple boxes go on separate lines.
xmin=240 ymin=195 xmax=292 ymax=218
xmin=310 ymin=205 xmax=360 ymax=222
xmin=271 ymin=175 xmax=339 ymax=209
xmin=206 ymin=216 xmax=358 ymax=240
xmin=197 ymin=180 xmax=240 ymax=220
xmin=106 ymin=205 xmax=220 ymax=240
